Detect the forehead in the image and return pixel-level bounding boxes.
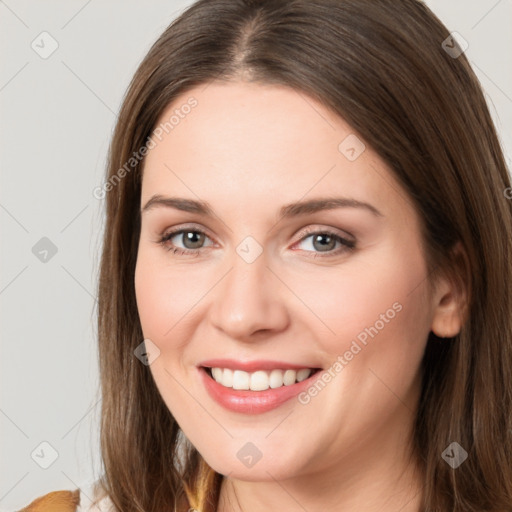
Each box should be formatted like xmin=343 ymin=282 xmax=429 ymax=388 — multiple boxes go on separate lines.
xmin=140 ymin=80 xmax=409 ymax=222
xmin=146 ymin=80 xmax=350 ymax=167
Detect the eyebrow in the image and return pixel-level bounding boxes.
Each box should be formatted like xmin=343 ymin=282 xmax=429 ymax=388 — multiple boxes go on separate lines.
xmin=142 ymin=195 xmax=383 ymax=218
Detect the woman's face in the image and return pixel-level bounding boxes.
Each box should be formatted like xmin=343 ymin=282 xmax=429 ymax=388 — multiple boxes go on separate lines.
xmin=135 ymin=81 xmax=454 ymax=482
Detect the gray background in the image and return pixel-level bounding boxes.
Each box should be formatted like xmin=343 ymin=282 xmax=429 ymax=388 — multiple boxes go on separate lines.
xmin=1 ymin=1 xmax=510 ymax=510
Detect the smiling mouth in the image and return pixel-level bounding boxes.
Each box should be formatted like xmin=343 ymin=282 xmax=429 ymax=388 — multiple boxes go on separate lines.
xmin=202 ymin=366 xmax=322 ymax=391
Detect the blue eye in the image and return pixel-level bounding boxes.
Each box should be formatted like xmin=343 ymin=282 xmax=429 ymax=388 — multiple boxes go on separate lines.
xmin=158 ymin=228 xmax=214 ymax=256
xmin=157 ymin=227 xmax=356 ymax=258
xmin=294 ymin=230 xmax=355 ymax=257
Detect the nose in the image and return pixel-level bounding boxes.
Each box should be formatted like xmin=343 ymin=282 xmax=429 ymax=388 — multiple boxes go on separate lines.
xmin=208 ymin=248 xmax=290 ymax=342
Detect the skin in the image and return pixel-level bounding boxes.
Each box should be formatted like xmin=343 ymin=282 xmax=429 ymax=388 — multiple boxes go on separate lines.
xmin=134 ymin=80 xmax=463 ymax=512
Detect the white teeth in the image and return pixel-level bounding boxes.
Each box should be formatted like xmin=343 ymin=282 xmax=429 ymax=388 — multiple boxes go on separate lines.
xmin=283 ymin=369 xmax=296 ymax=386
xmin=269 ymin=369 xmax=284 ymax=388
xmin=208 ymin=367 xmax=313 ymax=390
xmin=296 ymin=368 xmax=311 ymax=382
xmin=211 ymin=367 xmax=222 ymax=381
xmin=223 ymin=368 xmax=233 ymax=387
xmin=250 ymin=371 xmax=269 ymax=391
xmin=232 ymin=370 xmax=250 ymax=390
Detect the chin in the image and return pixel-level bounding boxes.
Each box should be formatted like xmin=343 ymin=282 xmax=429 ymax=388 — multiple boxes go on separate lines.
xmin=201 ymin=443 xmax=308 ymax=482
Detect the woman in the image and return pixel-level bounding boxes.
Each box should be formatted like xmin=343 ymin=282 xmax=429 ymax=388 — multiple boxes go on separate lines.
xmin=21 ymin=0 xmax=512 ymax=510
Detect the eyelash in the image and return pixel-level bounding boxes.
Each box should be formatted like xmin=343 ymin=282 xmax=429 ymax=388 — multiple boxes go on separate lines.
xmin=156 ymin=225 xmax=356 ymax=259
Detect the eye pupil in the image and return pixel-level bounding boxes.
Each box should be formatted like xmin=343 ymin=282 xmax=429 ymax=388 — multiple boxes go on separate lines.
xmin=313 ymin=233 xmax=336 ymax=252
xmin=183 ymin=231 xmax=205 ymax=249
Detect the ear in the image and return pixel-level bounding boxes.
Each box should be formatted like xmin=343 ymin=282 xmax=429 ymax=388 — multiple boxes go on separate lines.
xmin=430 ymin=242 xmax=470 ymax=338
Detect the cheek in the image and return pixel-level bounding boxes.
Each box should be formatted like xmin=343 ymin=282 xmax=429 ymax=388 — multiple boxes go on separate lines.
xmin=134 ymin=251 xmax=200 ymax=409
xmin=290 ymin=244 xmax=430 ymax=358
xmin=292 ymin=246 xmax=431 ymax=447
xmin=135 ymin=262 xmax=172 ymax=342
xmin=134 ymin=247 xmax=204 ymax=345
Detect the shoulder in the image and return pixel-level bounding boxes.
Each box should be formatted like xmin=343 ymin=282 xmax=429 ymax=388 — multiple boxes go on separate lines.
xmin=18 ymin=481 xmax=114 ymax=512
xmin=18 ymin=489 xmax=80 ymax=512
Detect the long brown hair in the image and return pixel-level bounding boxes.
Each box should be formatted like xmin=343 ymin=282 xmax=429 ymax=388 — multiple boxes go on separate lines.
xmin=96 ymin=0 xmax=512 ymax=510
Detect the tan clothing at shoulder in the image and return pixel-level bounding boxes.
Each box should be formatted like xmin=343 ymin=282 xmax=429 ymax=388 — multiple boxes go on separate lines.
xmin=18 ymin=489 xmax=80 ymax=512
xmin=18 ymin=482 xmax=113 ymax=512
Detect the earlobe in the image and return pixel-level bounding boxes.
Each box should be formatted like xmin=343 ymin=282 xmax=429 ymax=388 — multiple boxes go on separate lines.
xmin=430 ymin=284 xmax=463 ymax=338
xmin=430 ymin=242 xmax=470 ymax=339
xmin=430 ymin=305 xmax=463 ymax=338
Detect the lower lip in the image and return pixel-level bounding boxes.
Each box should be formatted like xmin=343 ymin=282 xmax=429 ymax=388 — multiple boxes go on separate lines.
xmin=198 ymin=366 xmax=320 ymax=414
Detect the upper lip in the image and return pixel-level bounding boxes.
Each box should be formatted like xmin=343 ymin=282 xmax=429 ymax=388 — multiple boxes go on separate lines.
xmin=199 ymin=358 xmax=322 ymax=372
